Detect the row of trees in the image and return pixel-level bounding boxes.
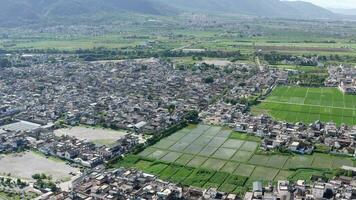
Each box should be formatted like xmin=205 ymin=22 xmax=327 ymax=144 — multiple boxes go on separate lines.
xmin=289 ymin=73 xmax=328 ymax=87
xmin=0 ymin=177 xmax=27 ymax=189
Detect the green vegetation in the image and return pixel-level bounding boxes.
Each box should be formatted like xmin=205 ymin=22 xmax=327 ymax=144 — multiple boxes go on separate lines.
xmin=254 ymin=86 xmax=356 ymax=125
xmin=229 ymin=132 xmax=261 ymax=142
xmin=112 ymin=125 xmax=355 ymax=193
xmin=32 ymin=173 xmax=57 ymax=192
xmin=1 ymin=14 xmax=356 ymax=66
xmin=0 ymin=191 xmax=37 ymax=200
xmin=271 ymin=64 xmax=327 ymax=73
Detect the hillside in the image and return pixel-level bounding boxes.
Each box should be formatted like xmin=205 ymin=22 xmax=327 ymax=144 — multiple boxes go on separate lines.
xmin=153 ymin=0 xmax=335 ymax=18
xmin=0 ymin=0 xmax=338 ymax=26
xmin=331 ymin=8 xmax=356 ymax=16
xmin=0 ymin=0 xmax=173 ymax=26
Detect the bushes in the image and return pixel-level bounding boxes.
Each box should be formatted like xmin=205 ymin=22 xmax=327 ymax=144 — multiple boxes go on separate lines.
xmin=32 ymin=173 xmax=57 ymax=192
xmin=314 ymin=144 xmax=331 ymax=153
xmin=183 ymin=169 xmax=216 ymax=187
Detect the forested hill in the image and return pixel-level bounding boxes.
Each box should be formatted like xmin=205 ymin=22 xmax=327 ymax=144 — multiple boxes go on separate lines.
xmin=0 ymin=0 xmax=338 ymax=26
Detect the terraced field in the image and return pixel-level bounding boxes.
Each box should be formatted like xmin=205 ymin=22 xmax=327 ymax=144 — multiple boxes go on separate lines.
xmin=254 ymin=87 xmax=356 ymax=125
xmin=115 ymin=125 xmax=355 ymax=193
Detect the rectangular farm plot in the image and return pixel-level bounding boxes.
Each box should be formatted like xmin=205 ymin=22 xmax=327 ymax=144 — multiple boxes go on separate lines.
xmin=216 ymin=130 xmax=232 ymax=138
xmin=187 ymin=156 xmax=208 ymax=168
xmin=231 ymin=150 xmax=254 ymax=162
xmin=220 ymin=162 xmax=239 ymax=173
xmin=146 ymin=162 xmax=169 ymax=175
xmin=331 ymin=157 xmax=354 ymax=168
xmin=204 ymin=172 xmax=229 ymax=189
xmin=234 ymin=164 xmax=255 ymax=177
xmin=198 ymin=145 xmax=219 ymax=157
xmin=192 ymin=135 xmax=214 ymax=146
xmin=239 ymin=141 xmax=259 ymax=152
xmin=274 ymin=170 xmax=294 ymax=181
xmin=160 ymin=152 xmax=182 ymax=162
xmin=284 ymin=155 xmax=314 ymax=169
xmin=219 ymin=175 xmax=248 ymax=192
xmin=190 ymin=124 xmax=210 ymax=135
xmin=147 ymin=149 xmax=169 ymax=160
xmin=311 ymin=153 xmax=334 ymax=169
xmin=255 ymin=86 xmax=356 ymax=126
xmin=212 ymin=148 xmax=237 ymax=160
xmin=159 ymin=165 xmax=181 ymax=180
xmin=265 ymin=155 xmax=289 ymax=168
xmin=169 ymin=142 xmax=191 ymax=152
xmin=250 ymin=166 xmax=279 ymax=181
xmin=203 ymin=126 xmax=222 ymax=137
xmin=170 ymin=167 xmax=195 ymax=183
xmin=207 ymin=137 xmax=228 ymax=147
xmin=222 ymin=139 xmax=244 ymax=149
xmin=183 ymin=169 xmax=215 ymax=187
xmin=135 ymin=160 xmax=154 ymax=170
xmin=248 ymin=155 xmax=270 ymax=166
xmin=152 ymin=139 xmax=177 ymax=149
xmin=179 ymin=133 xmax=201 ymax=143
xmin=183 ymin=143 xmax=205 ymax=154
xmin=201 ymin=158 xmax=226 ymax=171
xmin=174 ymin=154 xmax=194 ymax=165
xmin=138 ymin=147 xmax=156 ymax=157
xmin=165 ymin=129 xmax=189 ymax=141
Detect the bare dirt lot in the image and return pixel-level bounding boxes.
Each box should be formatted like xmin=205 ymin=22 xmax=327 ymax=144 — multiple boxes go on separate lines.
xmin=0 ymin=151 xmax=79 ymax=182
xmin=201 ymin=59 xmax=232 ymax=66
xmin=54 ymin=126 xmax=128 ymax=146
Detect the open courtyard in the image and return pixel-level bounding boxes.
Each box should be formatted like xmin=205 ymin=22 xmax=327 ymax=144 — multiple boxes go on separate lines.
xmin=115 ymin=124 xmax=355 ymax=193
xmin=0 ymin=151 xmax=79 ymax=182
xmin=54 ymin=126 xmax=128 ymax=147
xmin=253 ymin=86 xmax=356 ymax=125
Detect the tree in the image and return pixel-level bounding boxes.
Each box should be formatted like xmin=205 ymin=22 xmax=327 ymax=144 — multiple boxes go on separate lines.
xmin=32 ymin=174 xmax=41 ymax=180
xmin=167 ymin=104 xmax=176 ymax=116
xmin=0 ymin=58 xmax=11 ymax=68
xmin=185 ymin=110 xmax=199 ymax=123
xmin=204 ymin=76 xmax=214 ymax=84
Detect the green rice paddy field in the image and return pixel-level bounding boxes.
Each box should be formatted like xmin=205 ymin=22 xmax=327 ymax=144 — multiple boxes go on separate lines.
xmin=115 ymin=125 xmax=355 ymax=193
xmin=254 ymin=86 xmax=356 ymax=125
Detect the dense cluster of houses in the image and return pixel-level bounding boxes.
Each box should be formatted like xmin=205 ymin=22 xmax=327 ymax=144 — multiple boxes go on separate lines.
xmin=3 ymin=54 xmax=356 ymax=199
xmin=201 ymin=68 xmax=287 ymax=125
xmin=245 ymin=175 xmax=356 ymax=200
xmin=0 ymin=56 xmax=252 ymax=134
xmin=0 ymin=130 xmax=28 ymax=153
xmin=39 ymin=167 xmax=239 ymax=200
xmin=37 ymin=134 xmax=138 ymax=168
xmin=325 ymin=65 xmax=356 ymax=94
xmin=234 ymin=114 xmax=356 ymax=155
xmin=0 ymin=119 xmax=139 ymax=168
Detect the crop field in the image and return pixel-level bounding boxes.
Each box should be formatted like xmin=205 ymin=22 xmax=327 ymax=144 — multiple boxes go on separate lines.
xmin=254 ymin=87 xmax=356 ymax=125
xmin=114 ymin=125 xmax=355 ymax=193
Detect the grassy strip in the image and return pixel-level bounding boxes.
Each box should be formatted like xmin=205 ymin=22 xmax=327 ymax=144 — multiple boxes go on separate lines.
xmin=229 ymin=132 xmax=261 ymax=142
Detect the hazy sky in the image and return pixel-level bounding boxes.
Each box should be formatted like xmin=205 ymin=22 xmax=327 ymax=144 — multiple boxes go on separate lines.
xmin=286 ymin=0 xmax=356 ymax=9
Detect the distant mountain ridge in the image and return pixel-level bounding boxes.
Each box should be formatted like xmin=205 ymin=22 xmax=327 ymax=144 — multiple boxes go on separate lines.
xmin=152 ymin=0 xmax=335 ymax=18
xmin=0 ymin=0 xmax=339 ymax=26
xmin=330 ymin=8 xmax=356 ymax=16
xmin=0 ymin=0 xmax=173 ymax=25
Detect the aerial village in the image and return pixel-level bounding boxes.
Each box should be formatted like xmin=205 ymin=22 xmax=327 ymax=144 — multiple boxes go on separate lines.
xmin=1 ymin=54 xmax=356 ymax=199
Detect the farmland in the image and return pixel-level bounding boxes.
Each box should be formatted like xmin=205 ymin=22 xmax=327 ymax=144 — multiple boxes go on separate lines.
xmin=113 ymin=125 xmax=355 ymax=193
xmin=253 ymin=86 xmax=356 ymax=125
